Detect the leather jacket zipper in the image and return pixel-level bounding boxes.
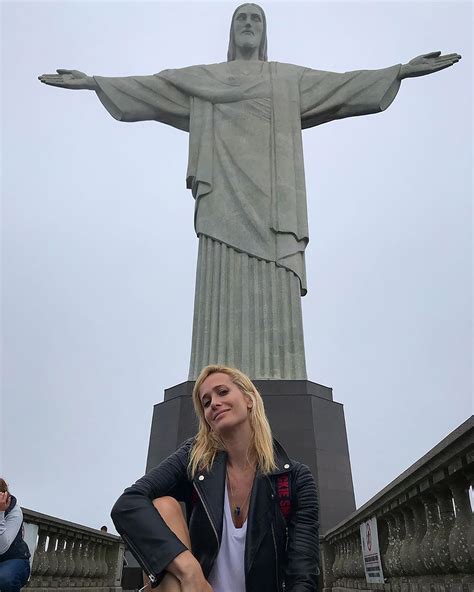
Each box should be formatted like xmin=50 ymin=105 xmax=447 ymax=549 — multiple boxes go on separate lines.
xmin=266 ymin=474 xmax=282 ymax=591
xmin=121 ymin=532 xmax=157 ymax=586
xmin=271 ymin=523 xmax=281 ymax=591
xmin=193 ymin=482 xmax=219 ymax=549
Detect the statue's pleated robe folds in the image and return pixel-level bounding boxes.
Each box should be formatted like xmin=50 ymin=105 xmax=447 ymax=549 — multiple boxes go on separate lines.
xmin=95 ymin=61 xmax=401 ymax=379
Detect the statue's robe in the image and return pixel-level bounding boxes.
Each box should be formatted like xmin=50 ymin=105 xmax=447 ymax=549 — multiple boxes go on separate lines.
xmin=94 ymin=61 xmax=401 ymax=379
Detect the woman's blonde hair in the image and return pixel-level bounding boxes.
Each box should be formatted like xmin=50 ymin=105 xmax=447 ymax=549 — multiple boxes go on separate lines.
xmin=189 ymin=365 xmax=276 ymax=477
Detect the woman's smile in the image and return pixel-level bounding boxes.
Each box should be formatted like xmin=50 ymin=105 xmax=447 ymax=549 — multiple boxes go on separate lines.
xmin=213 ymin=409 xmax=230 ymax=421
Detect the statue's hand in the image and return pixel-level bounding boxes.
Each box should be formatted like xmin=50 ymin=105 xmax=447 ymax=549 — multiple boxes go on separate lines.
xmin=38 ymin=69 xmax=97 ymax=90
xmin=399 ymin=51 xmax=461 ymax=79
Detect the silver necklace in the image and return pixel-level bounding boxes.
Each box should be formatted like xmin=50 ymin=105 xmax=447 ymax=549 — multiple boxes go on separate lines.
xmin=226 ymin=467 xmax=254 ymax=518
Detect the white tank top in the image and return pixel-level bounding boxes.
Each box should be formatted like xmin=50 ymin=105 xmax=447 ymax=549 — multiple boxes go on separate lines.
xmin=208 ymin=483 xmax=247 ymax=592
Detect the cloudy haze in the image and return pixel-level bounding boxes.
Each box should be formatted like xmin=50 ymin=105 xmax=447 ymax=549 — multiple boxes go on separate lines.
xmin=2 ymin=0 xmax=472 ymax=533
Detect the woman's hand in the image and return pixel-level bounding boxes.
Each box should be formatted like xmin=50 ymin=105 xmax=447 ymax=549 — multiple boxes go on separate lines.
xmin=0 ymin=492 xmax=11 ymax=512
xmin=180 ymin=571 xmax=213 ymax=592
xmin=167 ymin=550 xmax=213 ymax=591
xmin=38 ymin=69 xmax=97 ymax=90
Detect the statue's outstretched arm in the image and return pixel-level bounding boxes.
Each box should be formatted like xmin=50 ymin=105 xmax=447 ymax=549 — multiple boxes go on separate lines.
xmin=398 ymin=52 xmax=461 ymax=80
xmin=38 ymin=69 xmax=97 ymax=90
xmin=38 ymin=68 xmax=190 ymax=128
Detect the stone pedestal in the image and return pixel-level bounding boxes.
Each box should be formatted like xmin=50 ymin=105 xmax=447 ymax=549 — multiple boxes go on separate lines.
xmin=146 ymin=380 xmax=356 ymax=533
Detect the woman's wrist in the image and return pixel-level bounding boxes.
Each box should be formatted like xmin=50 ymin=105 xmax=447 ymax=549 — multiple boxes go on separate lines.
xmin=168 ymin=550 xmax=202 ymax=582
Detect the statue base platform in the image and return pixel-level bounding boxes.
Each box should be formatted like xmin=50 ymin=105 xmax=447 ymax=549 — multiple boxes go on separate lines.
xmin=146 ymin=380 xmax=356 ymax=533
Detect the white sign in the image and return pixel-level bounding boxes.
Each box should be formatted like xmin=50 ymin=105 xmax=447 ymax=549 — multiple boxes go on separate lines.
xmin=359 ymin=517 xmax=384 ymax=584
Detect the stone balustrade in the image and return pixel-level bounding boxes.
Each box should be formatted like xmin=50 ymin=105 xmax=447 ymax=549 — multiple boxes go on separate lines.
xmin=22 ymin=507 xmax=124 ymax=591
xmin=320 ymin=417 xmax=473 ymax=592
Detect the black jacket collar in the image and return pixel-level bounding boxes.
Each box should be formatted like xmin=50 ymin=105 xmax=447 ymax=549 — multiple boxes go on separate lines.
xmin=191 ymin=438 xmax=292 ymax=569
xmin=271 ymin=439 xmax=292 ymax=474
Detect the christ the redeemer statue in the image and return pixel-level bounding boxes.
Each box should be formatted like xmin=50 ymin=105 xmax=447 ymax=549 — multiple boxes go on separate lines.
xmin=39 ymin=3 xmax=460 ymax=381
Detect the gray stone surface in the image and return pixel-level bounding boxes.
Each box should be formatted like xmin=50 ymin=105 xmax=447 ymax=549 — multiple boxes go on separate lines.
xmin=88 ymin=60 xmax=402 ymax=380
xmin=38 ymin=5 xmax=461 ymax=379
xmin=23 ymin=506 xmax=124 ymax=590
xmin=320 ymin=418 xmax=473 ymax=590
xmin=146 ymin=379 xmax=356 ymax=533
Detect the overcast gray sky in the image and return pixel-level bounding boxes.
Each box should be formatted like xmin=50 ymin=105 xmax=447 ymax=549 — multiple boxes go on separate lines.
xmin=2 ymin=0 xmax=472 ymax=533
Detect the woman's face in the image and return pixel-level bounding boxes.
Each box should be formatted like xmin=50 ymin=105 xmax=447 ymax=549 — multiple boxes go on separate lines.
xmin=199 ymin=372 xmax=252 ymax=435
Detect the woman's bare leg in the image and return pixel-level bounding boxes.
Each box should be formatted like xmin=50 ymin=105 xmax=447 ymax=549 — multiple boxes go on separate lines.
xmin=148 ymin=496 xmax=192 ymax=592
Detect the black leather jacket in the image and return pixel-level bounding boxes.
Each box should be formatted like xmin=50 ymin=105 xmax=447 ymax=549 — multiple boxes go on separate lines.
xmin=111 ymin=439 xmax=319 ymax=592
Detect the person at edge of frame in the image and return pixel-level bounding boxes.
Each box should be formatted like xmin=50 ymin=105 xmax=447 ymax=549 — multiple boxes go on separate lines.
xmin=0 ymin=478 xmax=31 ymax=592
xmin=111 ymin=365 xmax=319 ymax=592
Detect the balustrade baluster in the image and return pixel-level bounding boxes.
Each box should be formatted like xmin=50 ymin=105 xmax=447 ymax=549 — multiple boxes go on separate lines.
xmin=45 ymin=531 xmax=59 ymax=585
xmin=72 ymin=537 xmax=84 ymax=586
xmin=432 ymin=487 xmax=456 ymax=573
xmin=346 ymin=537 xmax=354 ymax=583
xmin=469 ymin=482 xmax=474 ymax=562
xmin=31 ymin=529 xmax=49 ymax=587
xmin=383 ymin=514 xmax=403 ymax=577
xmin=344 ymin=536 xmax=354 ymax=584
xmin=333 ymin=540 xmax=342 ymax=581
xmin=64 ymin=534 xmax=76 ymax=586
xmin=93 ymin=540 xmax=102 ymax=584
xmin=399 ymin=506 xmax=416 ymax=575
xmin=92 ymin=542 xmax=101 ymax=584
xmin=341 ymin=537 xmax=347 ymax=588
xmin=448 ymin=478 xmax=474 ymax=572
xmin=55 ymin=533 xmax=68 ymax=579
xmin=100 ymin=540 xmax=108 ymax=583
xmin=420 ymin=495 xmax=443 ymax=573
xmin=354 ymin=531 xmax=365 ymax=580
xmin=330 ymin=540 xmax=337 ymax=581
xmin=346 ymin=537 xmax=354 ymax=584
xmin=87 ymin=539 xmax=98 ymax=583
xmin=98 ymin=540 xmax=106 ymax=584
xmin=349 ymin=532 xmax=363 ymax=585
xmin=321 ymin=539 xmax=336 ymax=592
xmin=347 ymin=534 xmax=357 ymax=579
xmin=409 ymin=500 xmax=428 ymax=576
xmin=394 ymin=512 xmax=406 ymax=577
xmin=467 ymin=471 xmax=474 ymax=563
xmin=81 ymin=539 xmax=91 ymax=581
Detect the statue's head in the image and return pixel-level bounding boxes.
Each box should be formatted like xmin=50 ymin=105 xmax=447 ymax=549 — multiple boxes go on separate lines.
xmin=227 ymin=3 xmax=268 ymax=62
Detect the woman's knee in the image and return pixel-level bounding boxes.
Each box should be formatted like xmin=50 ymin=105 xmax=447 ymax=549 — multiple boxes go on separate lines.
xmin=152 ymin=496 xmax=190 ymax=549
xmin=152 ymin=496 xmax=184 ymax=521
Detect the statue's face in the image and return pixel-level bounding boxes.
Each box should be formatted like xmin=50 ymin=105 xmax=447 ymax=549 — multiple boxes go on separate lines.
xmin=232 ymin=5 xmax=264 ymax=53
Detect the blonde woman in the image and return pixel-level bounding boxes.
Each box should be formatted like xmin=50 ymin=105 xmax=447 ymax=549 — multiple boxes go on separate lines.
xmin=112 ymin=366 xmax=319 ymax=592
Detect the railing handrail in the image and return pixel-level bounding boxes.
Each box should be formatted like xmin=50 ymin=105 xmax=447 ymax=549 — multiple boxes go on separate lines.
xmin=22 ymin=507 xmax=121 ymax=541
xmin=322 ymin=415 xmax=473 ymax=539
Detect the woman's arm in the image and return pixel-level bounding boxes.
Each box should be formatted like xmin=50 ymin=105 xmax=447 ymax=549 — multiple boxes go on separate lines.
xmin=284 ymin=464 xmax=319 ymax=592
xmin=0 ymin=494 xmax=23 ymax=556
xmin=111 ymin=439 xmax=196 ymax=585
